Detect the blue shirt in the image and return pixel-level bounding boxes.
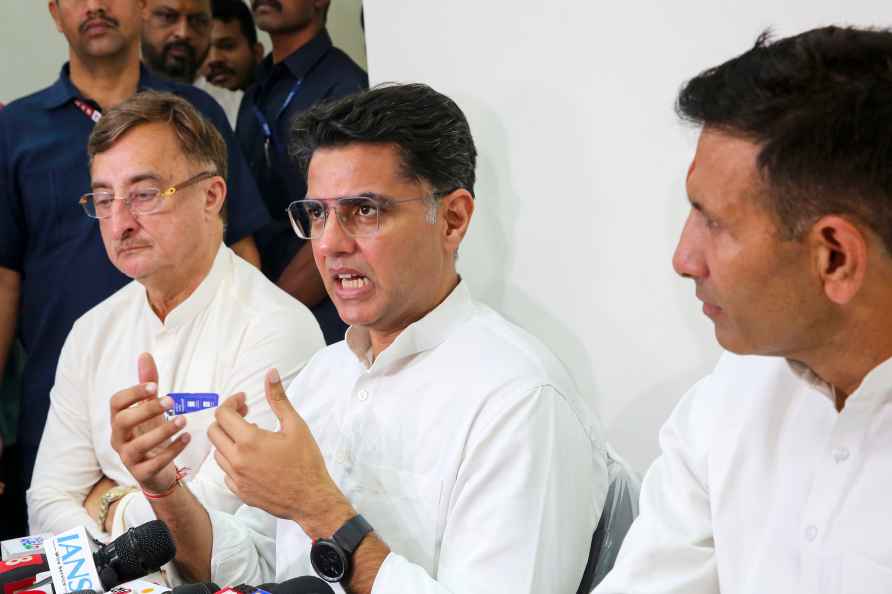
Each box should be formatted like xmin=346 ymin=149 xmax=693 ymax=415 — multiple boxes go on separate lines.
xmin=236 ymin=30 xmax=367 ymax=344
xmin=0 ymin=64 xmax=270 ymax=477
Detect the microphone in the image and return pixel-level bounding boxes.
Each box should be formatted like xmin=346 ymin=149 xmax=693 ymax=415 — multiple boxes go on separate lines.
xmin=170 ymin=584 xmax=219 ymax=594
xmin=213 ymin=579 xmax=333 ymax=594
xmin=93 ymin=520 xmax=176 ymax=589
xmin=270 ymin=578 xmax=334 ymax=594
xmin=43 ymin=520 xmax=176 ymax=593
xmin=0 ymin=554 xmax=50 ymax=594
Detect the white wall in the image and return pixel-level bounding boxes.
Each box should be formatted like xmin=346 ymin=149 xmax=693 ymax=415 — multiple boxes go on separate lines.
xmin=0 ymin=0 xmax=367 ymax=105
xmin=363 ymin=1 xmax=892 ymax=471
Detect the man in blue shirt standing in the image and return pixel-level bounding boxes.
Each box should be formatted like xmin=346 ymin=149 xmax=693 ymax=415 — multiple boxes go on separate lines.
xmin=237 ymin=0 xmax=367 ymax=344
xmin=0 ymin=0 xmax=270 ymax=486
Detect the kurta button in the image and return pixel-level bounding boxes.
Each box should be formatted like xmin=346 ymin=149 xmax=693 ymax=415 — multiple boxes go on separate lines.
xmin=357 ymin=389 xmax=369 ymax=401
xmin=805 ymin=525 xmax=818 ymax=542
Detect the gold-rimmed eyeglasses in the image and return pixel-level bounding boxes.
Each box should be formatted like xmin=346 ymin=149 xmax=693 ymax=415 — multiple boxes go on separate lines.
xmin=79 ymin=171 xmax=217 ymax=219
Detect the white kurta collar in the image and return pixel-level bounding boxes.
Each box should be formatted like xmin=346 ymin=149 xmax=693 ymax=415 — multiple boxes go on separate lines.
xmin=143 ymin=244 xmax=229 ymax=333
xmin=344 ymin=279 xmax=474 ymax=372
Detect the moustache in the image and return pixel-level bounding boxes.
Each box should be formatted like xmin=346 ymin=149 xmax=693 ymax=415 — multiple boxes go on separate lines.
xmin=252 ymin=0 xmax=282 ymax=11
xmin=163 ymin=40 xmax=197 ymax=61
xmin=79 ymin=15 xmax=118 ymax=33
xmin=207 ymin=64 xmax=235 ymax=77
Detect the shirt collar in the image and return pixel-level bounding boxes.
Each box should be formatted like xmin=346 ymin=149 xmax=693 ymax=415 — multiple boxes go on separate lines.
xmin=345 ymin=279 xmax=474 ymax=371
xmin=787 ymin=355 xmax=892 ymax=408
xmin=257 ymin=29 xmax=333 ymax=83
xmin=144 ymin=243 xmax=230 ymax=333
xmin=39 ymin=62 xmax=174 ymax=111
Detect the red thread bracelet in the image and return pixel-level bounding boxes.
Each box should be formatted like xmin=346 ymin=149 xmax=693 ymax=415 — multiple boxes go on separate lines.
xmin=142 ymin=467 xmax=190 ymax=500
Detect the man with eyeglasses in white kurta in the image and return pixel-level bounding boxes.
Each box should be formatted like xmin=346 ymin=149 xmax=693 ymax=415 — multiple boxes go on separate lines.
xmin=109 ymin=83 xmax=608 ymax=594
xmin=27 ymin=91 xmax=323 ymax=545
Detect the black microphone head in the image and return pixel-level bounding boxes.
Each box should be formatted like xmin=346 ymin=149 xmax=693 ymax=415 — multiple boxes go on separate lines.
xmin=171 ymin=582 xmax=220 ymax=594
xmin=270 ymin=577 xmax=335 ymax=594
xmin=96 ymin=519 xmax=177 ymax=589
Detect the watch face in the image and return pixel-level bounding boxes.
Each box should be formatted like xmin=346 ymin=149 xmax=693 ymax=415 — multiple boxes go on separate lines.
xmin=311 ymin=539 xmax=347 ymax=583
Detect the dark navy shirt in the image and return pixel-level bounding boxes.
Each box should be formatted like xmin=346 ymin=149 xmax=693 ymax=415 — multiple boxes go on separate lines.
xmin=0 ymin=64 xmax=270 ymax=479
xmin=236 ymin=30 xmax=367 ymax=344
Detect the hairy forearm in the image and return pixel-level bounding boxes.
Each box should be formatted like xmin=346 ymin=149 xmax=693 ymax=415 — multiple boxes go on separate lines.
xmin=346 ymin=534 xmax=389 ymax=594
xmin=276 ymin=243 xmax=327 ymax=307
xmin=149 ymin=485 xmax=214 ymax=582
xmin=0 ymin=267 xmax=20 ymax=375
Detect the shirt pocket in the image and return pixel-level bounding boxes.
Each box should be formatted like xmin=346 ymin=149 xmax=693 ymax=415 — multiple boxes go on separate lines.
xmin=342 ymin=462 xmax=442 ymax=573
xmin=839 ymin=554 xmax=892 ymax=594
xmin=21 ymin=163 xmax=92 ymax=249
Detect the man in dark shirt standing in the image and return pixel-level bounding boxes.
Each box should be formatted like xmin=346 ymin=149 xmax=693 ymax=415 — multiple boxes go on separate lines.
xmin=0 ymin=0 xmax=270 ymax=484
xmin=238 ymin=0 xmax=368 ymax=344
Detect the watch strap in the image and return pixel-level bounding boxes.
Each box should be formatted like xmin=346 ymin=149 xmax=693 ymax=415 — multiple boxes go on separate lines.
xmin=332 ymin=514 xmax=373 ymax=555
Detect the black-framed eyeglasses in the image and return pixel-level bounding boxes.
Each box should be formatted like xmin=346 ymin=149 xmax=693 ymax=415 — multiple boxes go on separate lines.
xmin=79 ymin=171 xmax=217 ymax=220
xmin=286 ymin=189 xmax=456 ymax=239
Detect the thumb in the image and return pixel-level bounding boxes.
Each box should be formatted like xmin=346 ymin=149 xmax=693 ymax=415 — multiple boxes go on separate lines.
xmin=265 ymin=368 xmax=297 ymax=430
xmin=138 ymin=352 xmax=159 ymax=387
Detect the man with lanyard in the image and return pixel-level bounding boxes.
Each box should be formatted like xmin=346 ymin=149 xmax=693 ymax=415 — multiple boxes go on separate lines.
xmin=237 ymin=0 xmax=368 ymax=344
xmin=0 ymin=0 xmax=270 ymax=485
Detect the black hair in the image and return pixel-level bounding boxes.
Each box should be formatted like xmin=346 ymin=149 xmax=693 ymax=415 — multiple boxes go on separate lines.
xmin=290 ymin=83 xmax=477 ymax=196
xmin=211 ymin=0 xmax=258 ymax=47
xmin=677 ymin=26 xmax=892 ymax=252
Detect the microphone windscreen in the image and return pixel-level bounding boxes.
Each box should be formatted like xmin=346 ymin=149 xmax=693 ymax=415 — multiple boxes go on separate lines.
xmin=172 ymin=583 xmax=220 ymax=594
xmin=271 ymin=577 xmax=335 ymax=594
xmin=96 ymin=519 xmax=177 ymax=588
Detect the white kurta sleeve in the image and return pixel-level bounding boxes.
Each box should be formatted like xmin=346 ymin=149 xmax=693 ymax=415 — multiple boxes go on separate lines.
xmin=208 ymin=503 xmax=278 ymax=586
xmin=114 ymin=305 xmax=325 ymax=536
xmin=371 ymin=385 xmax=607 ymax=594
xmin=594 ymin=377 xmax=719 ymax=594
xmin=27 ymin=327 xmax=104 ymax=536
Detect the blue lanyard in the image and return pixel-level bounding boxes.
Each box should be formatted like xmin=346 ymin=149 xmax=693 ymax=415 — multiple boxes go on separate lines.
xmin=253 ymin=78 xmax=303 ymax=166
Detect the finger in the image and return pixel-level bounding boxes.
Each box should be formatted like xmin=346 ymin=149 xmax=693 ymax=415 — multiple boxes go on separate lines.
xmin=125 ymin=415 xmax=187 ymax=461
xmin=264 ymin=368 xmax=298 ymax=430
xmin=138 ymin=352 xmax=159 ymax=386
xmin=213 ymin=448 xmax=237 ymax=479
xmin=110 ymin=382 xmax=160 ymax=417
xmin=214 ymin=402 xmax=256 ymax=443
xmin=116 ymin=395 xmax=173 ymax=434
xmin=131 ymin=433 xmax=191 ymax=480
xmin=207 ymin=421 xmax=237 ymax=461
xmin=221 ymin=392 xmax=248 ymax=418
xmin=223 ymin=475 xmax=240 ymax=498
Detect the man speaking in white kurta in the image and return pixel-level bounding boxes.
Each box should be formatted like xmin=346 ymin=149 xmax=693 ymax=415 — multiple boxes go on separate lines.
xmin=27 ymin=91 xmax=324 ymax=540
xmin=597 ymin=26 xmax=892 ymax=594
xmin=108 ymin=83 xmax=608 ymax=594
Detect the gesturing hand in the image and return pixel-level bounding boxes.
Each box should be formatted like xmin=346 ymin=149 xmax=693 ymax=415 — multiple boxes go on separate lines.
xmin=209 ymin=369 xmax=353 ymax=537
xmin=110 ymin=353 xmax=191 ymax=494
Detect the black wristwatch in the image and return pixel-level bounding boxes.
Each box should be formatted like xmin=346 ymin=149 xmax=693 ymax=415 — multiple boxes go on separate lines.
xmin=310 ymin=514 xmax=374 ymax=583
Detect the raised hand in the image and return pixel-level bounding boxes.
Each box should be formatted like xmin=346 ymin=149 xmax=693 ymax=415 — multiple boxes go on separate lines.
xmin=110 ymin=352 xmax=191 ymax=494
xmin=209 ymin=369 xmax=353 ymax=537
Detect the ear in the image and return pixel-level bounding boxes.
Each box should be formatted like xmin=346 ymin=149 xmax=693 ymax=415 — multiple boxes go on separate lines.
xmin=253 ymin=42 xmax=265 ymax=63
xmin=808 ymin=215 xmax=868 ymax=305
xmin=440 ymin=189 xmax=474 ymax=256
xmin=48 ymin=1 xmax=64 ymax=34
xmin=204 ymin=175 xmax=227 ymax=219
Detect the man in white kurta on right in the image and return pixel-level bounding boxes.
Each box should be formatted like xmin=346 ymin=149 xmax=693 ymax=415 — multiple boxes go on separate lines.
xmin=596 ymin=26 xmax=892 ymax=594
xmin=109 ymin=83 xmax=608 ymax=594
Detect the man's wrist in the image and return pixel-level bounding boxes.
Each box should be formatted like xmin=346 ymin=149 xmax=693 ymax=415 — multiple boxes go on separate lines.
xmin=296 ymin=493 xmax=356 ymax=541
